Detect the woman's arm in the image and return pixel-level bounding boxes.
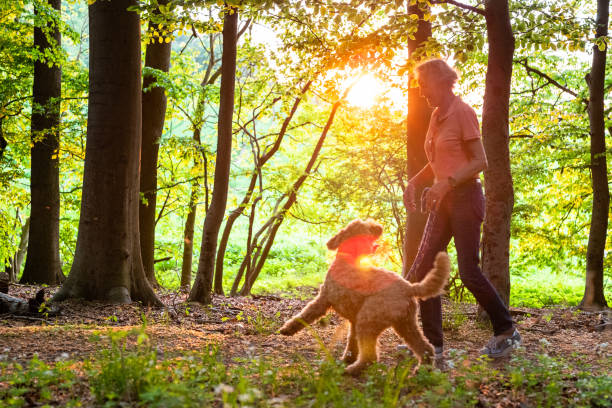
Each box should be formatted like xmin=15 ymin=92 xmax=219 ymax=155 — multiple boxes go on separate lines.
xmin=449 ymin=138 xmax=488 ymax=185
xmin=404 ymin=163 xmax=434 ymax=211
xmin=425 ymin=138 xmax=488 ymax=211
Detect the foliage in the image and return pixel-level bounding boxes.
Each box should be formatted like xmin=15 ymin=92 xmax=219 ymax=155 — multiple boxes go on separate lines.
xmin=1 ymin=327 xmax=610 ymax=407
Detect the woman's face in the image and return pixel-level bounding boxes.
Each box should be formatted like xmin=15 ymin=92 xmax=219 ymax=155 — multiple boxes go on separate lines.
xmin=418 ymin=77 xmax=449 ymax=108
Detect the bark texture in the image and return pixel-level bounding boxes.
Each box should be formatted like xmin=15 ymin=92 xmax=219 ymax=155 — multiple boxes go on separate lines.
xmin=6 ymin=218 xmax=30 ymax=282
xmin=139 ymin=0 xmax=172 ymax=287
xmin=20 ymin=0 xmax=63 ymax=285
xmin=180 ymin=186 xmax=198 ymax=290
xmin=480 ymin=0 xmax=515 ymax=306
xmin=580 ymin=0 xmax=610 ymax=310
xmin=402 ymin=4 xmax=433 ymax=277
xmin=53 ymin=0 xmax=160 ymax=305
xmin=189 ymin=9 xmax=238 ymax=304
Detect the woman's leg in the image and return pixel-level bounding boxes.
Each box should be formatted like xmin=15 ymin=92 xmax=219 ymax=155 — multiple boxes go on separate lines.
xmin=406 ymin=208 xmax=452 ymax=349
xmin=449 ymin=182 xmax=513 ymax=335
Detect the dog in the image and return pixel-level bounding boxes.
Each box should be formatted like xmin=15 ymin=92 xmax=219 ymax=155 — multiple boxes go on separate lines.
xmin=279 ymin=219 xmax=450 ymax=375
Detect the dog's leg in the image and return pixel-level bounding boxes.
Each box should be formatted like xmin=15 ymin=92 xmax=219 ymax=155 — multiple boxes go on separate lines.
xmin=341 ymin=322 xmax=358 ymax=364
xmin=393 ymin=317 xmax=435 ymax=366
xmin=345 ymin=324 xmax=384 ymax=376
xmin=280 ymin=291 xmax=330 ymax=335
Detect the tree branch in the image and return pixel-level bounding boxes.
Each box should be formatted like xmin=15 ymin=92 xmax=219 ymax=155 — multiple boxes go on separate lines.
xmin=432 ymin=0 xmax=486 ymax=16
xmin=514 ymin=58 xmax=579 ymax=98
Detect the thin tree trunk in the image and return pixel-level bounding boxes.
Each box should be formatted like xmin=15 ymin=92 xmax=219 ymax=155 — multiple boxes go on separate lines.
xmin=481 ymin=0 xmax=515 ymax=306
xmin=402 ymin=3 xmax=433 ymax=277
xmin=580 ymin=0 xmax=610 ymax=310
xmin=180 ymin=185 xmax=198 ymax=290
xmin=20 ymin=0 xmax=63 ymax=285
xmin=0 ymin=121 xmax=6 ymax=161
xmin=53 ymin=0 xmax=160 ymax=305
xmin=139 ymin=0 xmax=172 ymax=287
xmin=239 ymin=94 xmax=345 ymax=295
xmin=189 ymin=8 xmax=238 ymax=304
xmin=7 ymin=218 xmax=30 ymax=282
xmin=214 ymin=83 xmax=311 ymax=294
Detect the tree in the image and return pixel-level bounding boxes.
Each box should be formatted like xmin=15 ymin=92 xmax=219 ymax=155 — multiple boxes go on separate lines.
xmin=20 ymin=0 xmax=63 ymax=285
xmin=580 ymin=0 xmax=610 ymax=310
xmin=139 ymin=0 xmax=173 ymax=287
xmin=53 ymin=0 xmax=160 ymax=305
xmin=402 ymin=1 xmax=433 ymax=276
xmin=233 ymin=86 xmax=351 ymax=296
xmin=189 ymin=6 xmax=238 ymax=304
xmin=480 ymin=0 xmax=516 ymax=306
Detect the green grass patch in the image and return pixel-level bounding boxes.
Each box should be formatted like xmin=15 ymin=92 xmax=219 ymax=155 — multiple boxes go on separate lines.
xmin=1 ymin=326 xmax=610 ymax=407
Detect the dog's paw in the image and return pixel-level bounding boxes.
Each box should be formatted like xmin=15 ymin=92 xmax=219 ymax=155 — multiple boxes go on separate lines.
xmin=279 ymin=320 xmax=299 ymax=335
xmin=341 ymin=351 xmax=357 ymax=365
xmin=344 ymin=361 xmax=367 ymax=376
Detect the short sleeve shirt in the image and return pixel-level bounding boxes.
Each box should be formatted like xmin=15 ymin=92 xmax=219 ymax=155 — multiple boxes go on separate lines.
xmin=424 ymin=96 xmax=482 ymax=182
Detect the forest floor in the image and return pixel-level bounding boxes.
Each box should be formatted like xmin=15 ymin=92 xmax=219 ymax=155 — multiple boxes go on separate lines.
xmin=1 ymin=284 xmax=611 ymax=407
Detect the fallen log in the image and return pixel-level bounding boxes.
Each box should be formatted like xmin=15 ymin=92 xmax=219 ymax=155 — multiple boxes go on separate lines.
xmin=0 ymin=289 xmax=54 ymax=315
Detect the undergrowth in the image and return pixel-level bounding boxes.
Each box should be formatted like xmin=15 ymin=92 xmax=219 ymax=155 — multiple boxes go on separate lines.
xmin=0 ymin=325 xmax=609 ymax=407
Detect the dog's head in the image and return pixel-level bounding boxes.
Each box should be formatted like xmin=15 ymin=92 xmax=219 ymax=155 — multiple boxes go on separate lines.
xmin=326 ymin=219 xmax=383 ymax=251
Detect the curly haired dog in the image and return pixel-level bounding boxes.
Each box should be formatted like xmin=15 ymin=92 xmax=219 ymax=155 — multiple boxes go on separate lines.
xmin=280 ymin=219 xmax=450 ymax=375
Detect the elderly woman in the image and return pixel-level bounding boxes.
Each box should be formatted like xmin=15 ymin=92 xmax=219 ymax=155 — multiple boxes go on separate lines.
xmin=402 ymin=59 xmax=520 ymax=359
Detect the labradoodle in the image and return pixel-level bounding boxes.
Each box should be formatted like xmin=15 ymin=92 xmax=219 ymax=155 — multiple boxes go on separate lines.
xmin=280 ymin=219 xmax=450 ymax=375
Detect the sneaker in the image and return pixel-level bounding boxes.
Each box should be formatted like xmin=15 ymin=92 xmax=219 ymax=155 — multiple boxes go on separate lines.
xmin=480 ymin=329 xmax=521 ymax=358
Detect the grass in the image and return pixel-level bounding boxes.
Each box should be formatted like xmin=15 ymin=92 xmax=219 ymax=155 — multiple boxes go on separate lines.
xmin=1 ymin=325 xmax=610 ymax=407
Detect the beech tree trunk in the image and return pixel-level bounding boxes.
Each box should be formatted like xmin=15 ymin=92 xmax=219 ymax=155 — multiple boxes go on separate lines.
xmin=20 ymin=0 xmax=63 ymax=285
xmin=53 ymin=0 xmax=160 ymax=305
xmin=189 ymin=8 xmax=238 ymax=304
xmin=6 ymin=218 xmax=30 ymax=282
xmin=402 ymin=3 xmax=433 ymax=277
xmin=480 ymin=0 xmax=515 ymax=306
xmin=180 ymin=186 xmax=198 ymax=290
xmin=580 ymin=0 xmax=610 ymax=310
xmin=139 ymin=0 xmax=172 ymax=287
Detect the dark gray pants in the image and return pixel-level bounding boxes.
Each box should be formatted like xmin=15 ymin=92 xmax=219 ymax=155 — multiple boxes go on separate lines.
xmin=407 ymin=179 xmax=513 ymax=348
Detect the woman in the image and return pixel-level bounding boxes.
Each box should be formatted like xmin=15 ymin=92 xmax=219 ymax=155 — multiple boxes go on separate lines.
xmin=403 ymin=59 xmax=520 ymax=359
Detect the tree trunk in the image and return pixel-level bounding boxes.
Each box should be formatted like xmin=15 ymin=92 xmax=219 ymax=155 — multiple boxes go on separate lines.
xmin=402 ymin=4 xmax=433 ymax=277
xmin=480 ymin=0 xmax=515 ymax=306
xmin=580 ymin=0 xmax=610 ymax=310
xmin=6 ymin=218 xmax=30 ymax=282
xmin=180 ymin=185 xmax=198 ymax=290
xmin=53 ymin=0 xmax=160 ymax=305
xmin=214 ymin=83 xmax=310 ymax=295
xmin=0 ymin=121 xmax=6 ymax=161
xmin=189 ymin=8 xmax=238 ymax=304
xmin=239 ymin=95 xmax=344 ymax=295
xmin=139 ymin=0 xmax=172 ymax=288
xmin=20 ymin=0 xmax=63 ymax=285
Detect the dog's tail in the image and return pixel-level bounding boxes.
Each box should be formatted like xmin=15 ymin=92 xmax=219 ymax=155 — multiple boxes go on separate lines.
xmin=404 ymin=252 xmax=450 ymax=300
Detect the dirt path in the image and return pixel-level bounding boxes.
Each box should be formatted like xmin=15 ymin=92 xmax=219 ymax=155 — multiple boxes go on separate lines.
xmin=1 ymin=285 xmax=610 ymax=374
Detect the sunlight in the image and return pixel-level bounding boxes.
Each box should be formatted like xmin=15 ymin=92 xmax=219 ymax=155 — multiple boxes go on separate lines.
xmin=345 ymin=74 xmax=385 ymax=109
xmin=356 ymin=254 xmax=375 ymax=271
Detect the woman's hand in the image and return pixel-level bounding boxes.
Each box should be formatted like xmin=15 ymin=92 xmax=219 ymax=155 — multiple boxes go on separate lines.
xmin=403 ymin=182 xmax=417 ymax=212
xmin=425 ymin=179 xmax=451 ymax=212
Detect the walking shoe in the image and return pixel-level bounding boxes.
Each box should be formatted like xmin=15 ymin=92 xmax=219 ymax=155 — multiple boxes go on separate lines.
xmin=480 ymin=329 xmax=521 ymax=358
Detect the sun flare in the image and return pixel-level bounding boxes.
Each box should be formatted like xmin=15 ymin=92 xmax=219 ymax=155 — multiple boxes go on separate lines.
xmin=356 ymin=254 xmax=375 ymax=271
xmin=346 ymin=74 xmax=385 ymax=109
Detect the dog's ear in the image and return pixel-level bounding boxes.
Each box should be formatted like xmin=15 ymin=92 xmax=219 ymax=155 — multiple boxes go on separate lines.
xmin=365 ymin=219 xmax=383 ymax=237
xmin=327 ymin=219 xmax=383 ymax=250
xmin=327 ymin=220 xmax=355 ymax=250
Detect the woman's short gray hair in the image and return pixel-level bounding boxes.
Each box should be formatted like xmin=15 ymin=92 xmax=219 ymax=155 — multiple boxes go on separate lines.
xmin=415 ymin=59 xmax=458 ymax=86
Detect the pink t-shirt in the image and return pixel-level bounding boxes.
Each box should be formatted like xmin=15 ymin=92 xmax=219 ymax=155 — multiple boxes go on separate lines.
xmin=424 ymin=96 xmax=481 ymax=181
